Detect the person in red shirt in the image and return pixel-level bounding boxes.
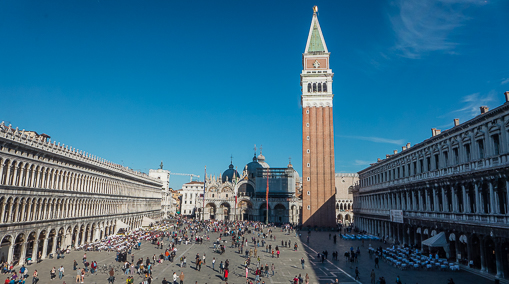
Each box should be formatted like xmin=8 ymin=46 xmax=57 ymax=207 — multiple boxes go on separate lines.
xmin=293 ymin=275 xmax=298 ymax=284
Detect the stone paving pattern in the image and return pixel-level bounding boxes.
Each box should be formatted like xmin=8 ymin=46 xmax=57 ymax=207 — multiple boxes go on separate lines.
xmin=6 ymin=226 xmax=494 ymax=284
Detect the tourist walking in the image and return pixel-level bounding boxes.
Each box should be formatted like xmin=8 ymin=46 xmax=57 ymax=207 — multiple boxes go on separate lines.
xmin=50 ymin=267 xmax=56 ymax=280
xmin=301 ymin=257 xmax=305 ymax=269
xmin=355 ymin=267 xmax=360 ymax=280
xmin=32 ymin=270 xmax=38 ymax=284
xmin=370 ymin=269 xmax=375 ymax=284
xmin=179 ymin=271 xmax=184 ymax=284
xmin=58 ymin=266 xmax=64 ymax=280
xmin=108 ymin=268 xmax=115 ymax=284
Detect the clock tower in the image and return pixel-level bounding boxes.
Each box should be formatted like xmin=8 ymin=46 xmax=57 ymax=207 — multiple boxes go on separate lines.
xmin=301 ymin=6 xmax=336 ymax=227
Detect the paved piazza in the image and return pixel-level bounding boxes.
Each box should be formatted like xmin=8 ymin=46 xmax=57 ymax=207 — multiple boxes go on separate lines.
xmin=9 ymin=222 xmax=495 ymax=284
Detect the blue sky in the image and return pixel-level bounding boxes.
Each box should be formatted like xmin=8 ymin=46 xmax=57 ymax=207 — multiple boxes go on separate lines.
xmin=1 ymin=0 xmax=508 ymax=189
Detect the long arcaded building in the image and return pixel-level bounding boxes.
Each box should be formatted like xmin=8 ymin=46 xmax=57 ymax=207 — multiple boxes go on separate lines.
xmin=353 ymin=92 xmax=509 ymax=281
xmin=0 ymin=122 xmax=162 ymax=266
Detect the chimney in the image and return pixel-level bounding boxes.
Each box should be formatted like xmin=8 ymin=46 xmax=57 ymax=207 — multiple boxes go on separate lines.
xmin=505 ymin=91 xmax=509 ymax=103
xmin=480 ymin=106 xmax=489 ymax=114
xmin=431 ymin=128 xmax=441 ymax=137
xmin=377 ymin=158 xmax=381 ymax=162
xmin=454 ymin=119 xmax=459 ymax=126
xmin=402 ymin=146 xmax=407 ymax=151
xmin=386 ymin=154 xmax=390 ymax=159
xmin=406 ymin=142 xmax=411 ymax=149
xmin=393 ymin=150 xmax=398 ymax=154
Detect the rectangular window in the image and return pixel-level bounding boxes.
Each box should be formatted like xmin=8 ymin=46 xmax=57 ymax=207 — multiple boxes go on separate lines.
xmin=419 ymin=160 xmax=423 ymax=173
xmin=453 ymin=148 xmax=459 ymax=164
xmin=478 ymin=140 xmax=485 ymax=159
xmin=426 ymin=157 xmax=431 ymax=172
xmin=413 ymin=162 xmax=417 ymax=175
xmin=190 ymin=201 xmax=192 ymax=204
xmin=465 ymin=144 xmax=471 ymax=161
xmin=444 ymin=152 xmax=448 ymax=167
xmin=402 ymin=166 xmax=405 ymax=177
xmin=493 ymin=134 xmax=500 ymax=155
xmin=435 ymin=154 xmax=439 ymax=169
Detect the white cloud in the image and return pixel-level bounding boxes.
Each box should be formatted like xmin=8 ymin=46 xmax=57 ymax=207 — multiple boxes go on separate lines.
xmin=449 ymin=91 xmax=497 ymax=117
xmin=389 ymin=0 xmax=481 ymax=59
xmin=501 ymin=78 xmax=509 ymax=85
xmin=338 ymin=135 xmax=406 ymax=146
xmin=354 ymin=160 xmax=373 ymax=166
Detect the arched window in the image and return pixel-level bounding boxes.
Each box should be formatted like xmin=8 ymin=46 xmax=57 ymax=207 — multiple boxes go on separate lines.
xmin=307 ymin=83 xmax=311 ymax=92
xmin=313 ymin=83 xmax=317 ymax=92
xmin=323 ymin=83 xmax=327 ymax=92
xmin=318 ymin=83 xmax=322 ymax=92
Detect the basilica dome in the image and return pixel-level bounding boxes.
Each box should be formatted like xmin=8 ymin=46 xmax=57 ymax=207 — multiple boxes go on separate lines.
xmin=222 ymin=162 xmax=239 ymax=183
xmin=257 ymin=153 xmax=270 ymax=168
xmin=245 ymin=155 xmax=263 ymax=179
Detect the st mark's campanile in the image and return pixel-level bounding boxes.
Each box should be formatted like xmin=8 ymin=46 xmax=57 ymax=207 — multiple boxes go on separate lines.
xmin=301 ymin=6 xmax=336 ymax=227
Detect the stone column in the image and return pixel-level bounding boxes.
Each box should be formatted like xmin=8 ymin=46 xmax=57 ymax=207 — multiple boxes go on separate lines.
xmin=451 ymin=185 xmax=458 ymax=212
xmin=494 ymin=239 xmax=503 ymax=278
xmin=480 ymin=238 xmax=486 ymax=272
xmin=433 ymin=188 xmax=438 ymax=212
xmin=7 ymin=243 xmax=14 ymax=263
xmin=12 ymin=201 xmax=19 ymax=223
xmin=426 ymin=189 xmax=431 ymax=211
xmin=462 ymin=184 xmax=469 ymax=213
xmin=474 ymin=183 xmax=480 ymax=214
xmin=418 ymin=191 xmax=423 ymax=211
xmin=12 ymin=165 xmax=20 ymax=186
xmin=30 ymin=168 xmax=36 ymax=188
xmin=0 ymin=163 xmax=4 ymax=185
xmin=31 ymin=239 xmax=38 ymax=263
xmin=20 ymin=168 xmax=26 ymax=186
xmin=51 ymin=235 xmax=58 ymax=255
xmin=440 ymin=187 xmax=449 ymax=212
xmin=0 ymin=201 xmax=6 ymax=224
xmin=80 ymin=228 xmax=86 ymax=245
xmin=18 ymin=241 xmax=27 ymax=265
xmin=21 ymin=200 xmax=28 ymax=222
xmin=455 ymin=238 xmax=461 ymax=262
xmin=5 ymin=165 xmax=12 ymax=186
xmin=41 ymin=238 xmax=48 ymax=260
xmin=73 ymin=233 xmax=78 ymax=248
xmin=488 ymin=181 xmax=496 ymax=214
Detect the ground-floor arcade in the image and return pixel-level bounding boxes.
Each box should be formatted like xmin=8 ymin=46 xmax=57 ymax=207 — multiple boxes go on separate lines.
xmin=355 ymin=215 xmax=509 ymax=280
xmin=0 ymin=211 xmax=159 ymax=266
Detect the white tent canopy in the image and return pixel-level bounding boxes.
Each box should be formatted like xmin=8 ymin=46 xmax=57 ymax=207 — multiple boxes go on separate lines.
xmin=142 ymin=216 xmax=156 ymax=227
xmin=422 ymin=231 xmax=447 ymax=247
xmin=115 ymin=220 xmax=130 ymax=234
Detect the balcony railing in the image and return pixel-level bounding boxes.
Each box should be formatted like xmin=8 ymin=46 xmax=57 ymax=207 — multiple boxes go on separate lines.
xmin=356 ymin=154 xmax=509 ymax=193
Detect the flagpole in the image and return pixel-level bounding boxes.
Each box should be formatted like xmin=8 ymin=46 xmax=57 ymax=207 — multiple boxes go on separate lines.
xmin=203 ymin=166 xmax=206 ymax=222
xmin=234 ymin=167 xmax=238 ymax=222
xmin=266 ymin=168 xmax=269 ymax=225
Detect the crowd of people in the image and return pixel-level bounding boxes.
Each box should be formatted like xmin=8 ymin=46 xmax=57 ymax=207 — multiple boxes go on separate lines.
xmin=0 ymin=218 xmax=458 ymax=284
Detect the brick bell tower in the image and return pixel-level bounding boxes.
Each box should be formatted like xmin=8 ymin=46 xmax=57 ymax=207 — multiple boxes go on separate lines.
xmin=301 ymin=6 xmax=336 ymax=228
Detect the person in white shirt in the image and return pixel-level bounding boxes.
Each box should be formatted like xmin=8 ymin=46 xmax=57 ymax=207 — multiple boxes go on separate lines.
xmin=173 ymin=272 xmax=178 ymax=283
xmin=58 ymin=266 xmax=64 ymax=280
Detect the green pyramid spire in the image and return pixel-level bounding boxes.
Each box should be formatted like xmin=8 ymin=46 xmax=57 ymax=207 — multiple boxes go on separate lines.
xmin=308 ymin=22 xmax=325 ymax=52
